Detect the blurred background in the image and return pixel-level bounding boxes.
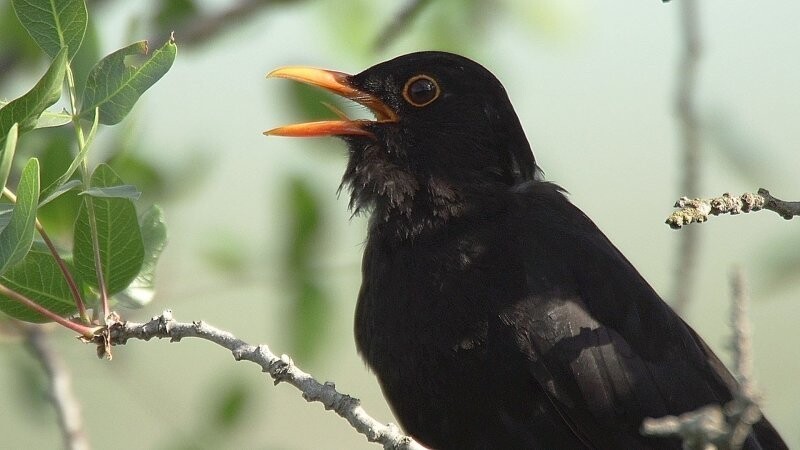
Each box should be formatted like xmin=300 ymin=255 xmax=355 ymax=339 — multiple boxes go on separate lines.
xmin=0 ymin=0 xmax=798 ymax=448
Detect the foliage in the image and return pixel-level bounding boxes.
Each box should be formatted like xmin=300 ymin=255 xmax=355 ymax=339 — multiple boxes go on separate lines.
xmin=0 ymin=0 xmax=173 ymax=331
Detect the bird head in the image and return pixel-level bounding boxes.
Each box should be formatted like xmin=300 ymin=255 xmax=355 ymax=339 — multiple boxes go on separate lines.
xmin=267 ymin=51 xmax=538 ymax=224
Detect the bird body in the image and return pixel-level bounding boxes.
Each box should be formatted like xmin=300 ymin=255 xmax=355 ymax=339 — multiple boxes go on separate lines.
xmin=267 ymin=51 xmax=786 ymax=450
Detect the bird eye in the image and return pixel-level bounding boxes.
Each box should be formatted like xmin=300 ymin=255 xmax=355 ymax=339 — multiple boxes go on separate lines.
xmin=403 ymin=75 xmax=440 ymax=107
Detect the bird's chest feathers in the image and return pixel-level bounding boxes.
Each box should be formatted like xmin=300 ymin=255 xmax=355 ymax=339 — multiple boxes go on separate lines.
xmin=356 ymin=224 xmax=503 ymax=367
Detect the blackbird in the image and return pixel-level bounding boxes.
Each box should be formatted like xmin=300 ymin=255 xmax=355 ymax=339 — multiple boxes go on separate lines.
xmin=266 ymin=51 xmax=786 ymax=449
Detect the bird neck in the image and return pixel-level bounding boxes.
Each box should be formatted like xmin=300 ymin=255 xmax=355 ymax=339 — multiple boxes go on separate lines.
xmin=341 ymin=140 xmax=515 ymax=240
xmin=347 ymin=169 xmax=508 ymax=241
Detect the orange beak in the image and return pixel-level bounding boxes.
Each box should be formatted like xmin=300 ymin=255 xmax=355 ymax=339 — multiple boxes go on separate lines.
xmin=264 ymin=66 xmax=398 ymax=138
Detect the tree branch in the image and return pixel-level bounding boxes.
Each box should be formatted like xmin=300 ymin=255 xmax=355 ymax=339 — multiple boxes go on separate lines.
xmin=106 ymin=310 xmax=427 ymax=450
xmin=374 ymin=0 xmax=434 ymax=51
xmin=666 ymin=189 xmax=800 ymax=229
xmin=24 ymin=326 xmax=90 ymax=450
xmin=641 ymin=404 xmax=727 ymax=450
xmin=726 ymin=267 xmax=763 ymax=449
xmin=670 ymin=0 xmax=703 ymax=314
xmin=155 ymin=0 xmax=304 ymax=49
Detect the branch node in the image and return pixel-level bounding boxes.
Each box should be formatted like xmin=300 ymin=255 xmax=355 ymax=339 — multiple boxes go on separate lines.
xmin=253 ymin=344 xmax=271 ymax=369
xmin=231 ymin=346 xmax=246 ymax=361
xmin=158 ymin=308 xmax=173 ymax=322
xmin=269 ymin=355 xmax=292 ymax=385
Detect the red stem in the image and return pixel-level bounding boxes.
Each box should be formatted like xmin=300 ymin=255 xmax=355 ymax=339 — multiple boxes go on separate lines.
xmin=36 ymin=221 xmax=89 ymax=323
xmin=0 ymin=283 xmax=98 ymax=336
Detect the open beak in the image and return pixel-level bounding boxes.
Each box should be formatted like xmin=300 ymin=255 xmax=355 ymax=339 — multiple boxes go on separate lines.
xmin=264 ymin=66 xmax=398 ymax=138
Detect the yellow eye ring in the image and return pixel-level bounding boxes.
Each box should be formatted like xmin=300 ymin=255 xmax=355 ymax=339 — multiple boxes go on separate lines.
xmin=402 ymin=75 xmax=441 ymax=107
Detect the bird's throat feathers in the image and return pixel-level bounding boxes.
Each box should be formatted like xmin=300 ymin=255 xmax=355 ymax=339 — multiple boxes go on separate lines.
xmin=340 ymin=140 xmax=468 ymax=239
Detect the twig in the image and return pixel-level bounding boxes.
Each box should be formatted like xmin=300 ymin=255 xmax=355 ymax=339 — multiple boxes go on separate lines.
xmin=24 ymin=326 xmax=90 ymax=450
xmin=374 ymin=0 xmax=434 ymax=51
xmin=730 ymin=266 xmax=754 ymax=397
xmin=670 ymin=0 xmax=703 ymax=314
xmin=641 ymin=268 xmax=763 ymax=449
xmin=726 ymin=267 xmax=762 ymax=449
xmin=666 ymin=189 xmax=800 ymax=229
xmin=641 ymin=405 xmax=726 ymax=450
xmin=106 ymin=310 xmax=426 ymax=450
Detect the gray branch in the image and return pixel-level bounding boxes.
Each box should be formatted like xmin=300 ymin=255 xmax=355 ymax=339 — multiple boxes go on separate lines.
xmin=726 ymin=267 xmax=763 ymax=449
xmin=105 ymin=310 xmax=427 ymax=450
xmin=24 ymin=326 xmax=90 ymax=450
xmin=666 ymin=189 xmax=800 ymax=229
xmin=374 ymin=0 xmax=434 ymax=51
xmin=172 ymin=0 xmax=300 ymax=46
xmin=670 ymin=0 xmax=703 ymax=314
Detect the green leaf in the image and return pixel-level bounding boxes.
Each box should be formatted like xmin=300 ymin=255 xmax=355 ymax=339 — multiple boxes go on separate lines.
xmin=0 ymin=123 xmax=18 ymax=191
xmin=0 ymin=104 xmax=71 ymax=130
xmin=35 ymin=108 xmax=72 ymax=129
xmin=80 ymin=36 xmax=177 ymax=125
xmin=0 ymin=47 xmax=67 ymax=142
xmin=0 ymin=244 xmax=77 ymax=322
xmin=40 ymin=107 xmax=97 ymax=201
xmin=80 ymin=184 xmax=141 ymax=200
xmin=72 ymin=164 xmax=144 ymax=295
xmin=0 ymin=204 xmax=13 ymax=230
xmin=12 ymin=0 xmax=87 ymax=60
xmin=39 ymin=179 xmax=82 ymax=207
xmin=116 ymin=205 xmax=166 ymax=308
xmin=0 ymin=158 xmax=40 ymax=276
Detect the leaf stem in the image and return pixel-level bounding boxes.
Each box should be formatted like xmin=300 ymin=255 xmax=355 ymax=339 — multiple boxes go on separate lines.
xmin=65 ymin=64 xmax=110 ymax=321
xmin=81 ymin=189 xmax=110 ymax=321
xmin=0 ymin=283 xmax=98 ymax=336
xmin=36 ymin=220 xmax=89 ymax=322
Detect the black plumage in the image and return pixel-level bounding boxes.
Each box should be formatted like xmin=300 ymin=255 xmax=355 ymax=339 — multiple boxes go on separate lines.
xmin=267 ymin=51 xmax=786 ymax=450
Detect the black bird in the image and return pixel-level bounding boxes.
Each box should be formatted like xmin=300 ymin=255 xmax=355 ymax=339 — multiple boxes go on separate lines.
xmin=266 ymin=52 xmax=786 ymax=449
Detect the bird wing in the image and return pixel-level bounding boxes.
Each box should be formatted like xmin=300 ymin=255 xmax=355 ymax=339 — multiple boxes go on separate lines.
xmin=500 ymin=181 xmax=757 ymax=448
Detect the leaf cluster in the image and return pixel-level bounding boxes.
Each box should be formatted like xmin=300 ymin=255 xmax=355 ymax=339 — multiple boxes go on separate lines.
xmin=0 ymin=0 xmax=174 ymax=334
